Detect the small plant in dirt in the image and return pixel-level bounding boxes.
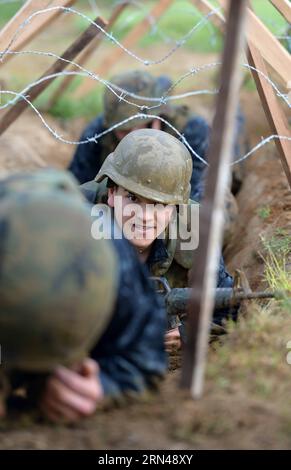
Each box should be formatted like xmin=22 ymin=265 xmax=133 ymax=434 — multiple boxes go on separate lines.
xmin=264 ymin=228 xmax=291 ymax=257
xmin=257 ymin=206 xmax=271 ymax=220
xmin=205 ymin=228 xmax=291 ymax=422
xmin=259 ymin=231 xmax=291 ymax=312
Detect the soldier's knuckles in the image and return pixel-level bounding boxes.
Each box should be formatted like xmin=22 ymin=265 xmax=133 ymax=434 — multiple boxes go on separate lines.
xmin=79 ymin=398 xmax=97 ymax=416
xmin=88 ymin=378 xmax=102 ymax=401
xmin=47 ymin=377 xmax=69 ymax=402
xmin=84 ymin=358 xmax=98 ymax=374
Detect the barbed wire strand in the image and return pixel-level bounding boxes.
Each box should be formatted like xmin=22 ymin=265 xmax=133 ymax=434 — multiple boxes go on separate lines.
xmin=113 ymin=0 xmax=176 ymax=45
xmin=1 ymin=50 xmax=289 ymax=112
xmin=113 ymin=0 xmax=218 ymax=47
xmin=231 ymin=135 xmax=291 ymax=166
xmin=0 ymin=91 xmax=208 ymax=164
xmin=0 ymin=5 xmax=222 ymax=66
xmin=0 ymin=3 xmax=288 ymax=108
xmin=1 ymin=89 xmax=290 ymax=169
xmin=0 ymin=69 xmax=218 ymax=111
xmin=0 ymin=5 xmax=289 ymax=168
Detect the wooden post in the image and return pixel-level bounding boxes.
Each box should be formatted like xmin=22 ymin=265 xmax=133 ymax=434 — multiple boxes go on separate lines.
xmin=75 ymin=0 xmax=174 ymax=98
xmin=191 ymin=0 xmax=225 ymax=33
xmin=0 ymin=16 xmax=107 ymax=136
xmin=181 ymin=0 xmax=247 ymax=397
xmin=47 ymin=3 xmax=128 ymax=109
xmin=192 ymin=0 xmax=291 ymax=189
xmin=269 ymin=0 xmax=291 ymax=23
xmin=0 ymin=0 xmax=76 ymax=66
xmin=217 ymin=0 xmax=291 ymax=89
xmin=248 ymin=42 xmax=291 ymax=188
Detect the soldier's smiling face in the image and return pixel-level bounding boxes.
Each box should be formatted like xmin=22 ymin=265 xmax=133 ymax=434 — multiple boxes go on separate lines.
xmin=108 ymin=186 xmax=175 ymax=254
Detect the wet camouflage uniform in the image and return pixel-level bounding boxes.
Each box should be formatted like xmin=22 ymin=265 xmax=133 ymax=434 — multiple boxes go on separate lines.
xmin=81 ymin=129 xmax=237 ymax=328
xmin=0 ymin=170 xmax=167 ymax=411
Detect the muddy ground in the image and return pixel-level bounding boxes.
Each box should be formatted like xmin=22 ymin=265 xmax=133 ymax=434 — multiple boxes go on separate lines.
xmin=1 ymin=370 xmax=290 ymax=450
xmin=0 ymin=41 xmax=290 ymax=448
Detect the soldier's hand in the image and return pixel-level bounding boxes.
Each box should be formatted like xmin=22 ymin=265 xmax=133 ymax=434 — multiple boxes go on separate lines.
xmin=164 ymin=327 xmax=181 ymax=353
xmin=39 ymin=358 xmax=103 ymax=423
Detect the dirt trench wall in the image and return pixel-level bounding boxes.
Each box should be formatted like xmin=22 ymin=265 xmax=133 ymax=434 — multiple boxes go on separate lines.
xmin=224 ymin=146 xmax=291 ymax=290
xmin=0 ymin=112 xmax=78 ymax=179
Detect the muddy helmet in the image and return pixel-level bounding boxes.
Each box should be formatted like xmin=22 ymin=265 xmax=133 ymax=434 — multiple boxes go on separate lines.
xmin=95 ymin=128 xmax=193 ymax=204
xmin=103 ymin=70 xmax=171 ymax=131
xmin=0 ymin=169 xmax=118 ymax=372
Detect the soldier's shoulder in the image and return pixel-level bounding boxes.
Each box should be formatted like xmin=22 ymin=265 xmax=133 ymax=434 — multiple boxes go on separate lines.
xmin=80 ymin=178 xmax=109 ymax=204
xmin=80 ymin=180 xmax=99 ymax=204
xmin=183 ymin=113 xmax=210 ymax=135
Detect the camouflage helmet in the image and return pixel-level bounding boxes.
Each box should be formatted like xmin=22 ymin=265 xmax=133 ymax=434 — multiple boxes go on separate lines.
xmin=95 ymin=128 xmax=193 ymax=204
xmin=103 ymin=70 xmax=171 ymax=131
xmin=0 ymin=169 xmax=117 ymax=372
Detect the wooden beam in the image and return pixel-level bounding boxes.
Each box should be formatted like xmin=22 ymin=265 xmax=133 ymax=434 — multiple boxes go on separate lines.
xmin=217 ymin=0 xmax=291 ymax=89
xmin=0 ymin=0 xmax=76 ymax=66
xmin=75 ymin=0 xmax=174 ymax=98
xmin=0 ymin=16 xmax=107 ymax=136
xmin=191 ymin=0 xmax=225 ymax=33
xmin=47 ymin=3 xmax=128 ymax=109
xmin=248 ymin=41 xmax=291 ymax=188
xmin=210 ymin=0 xmax=291 ymax=188
xmin=181 ymin=0 xmax=247 ymax=397
xmin=269 ymin=0 xmax=291 ymax=23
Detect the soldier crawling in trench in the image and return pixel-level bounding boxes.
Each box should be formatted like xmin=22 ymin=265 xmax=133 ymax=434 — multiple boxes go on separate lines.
xmin=0 ymin=77 xmax=242 ymax=423
xmin=80 ymin=128 xmax=238 ymax=353
xmin=68 ymin=69 xmax=245 ymax=244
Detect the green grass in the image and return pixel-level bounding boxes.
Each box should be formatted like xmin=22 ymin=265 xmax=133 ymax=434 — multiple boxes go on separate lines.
xmin=34 ymin=77 xmax=104 ymax=119
xmin=204 ymin=246 xmax=291 ymax=444
xmin=263 ymin=228 xmax=291 ymax=258
xmin=251 ymin=0 xmax=289 ymax=36
xmin=206 ymin=227 xmax=291 ymax=415
xmin=45 ymin=0 xmax=290 ymax=119
xmin=260 ymin=232 xmax=291 ymax=311
xmin=1 ymin=0 xmax=289 ymax=120
xmin=0 ymin=1 xmax=24 ymax=27
xmin=48 ymin=85 xmax=103 ymax=119
xmin=74 ymin=1 xmax=223 ymax=54
xmin=74 ymin=0 xmax=288 ymax=53
xmin=1 ymin=0 xmax=288 ymax=47
xmin=208 ymin=299 xmax=291 ymax=395
xmin=257 ymin=206 xmax=271 ymax=220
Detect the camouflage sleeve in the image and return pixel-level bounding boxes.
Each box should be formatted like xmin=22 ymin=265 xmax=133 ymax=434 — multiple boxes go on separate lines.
xmin=90 ymin=238 xmax=167 ymax=400
xmin=68 ymin=115 xmax=105 ymax=184
xmin=178 ymin=255 xmax=238 ymax=341
xmin=182 ymin=115 xmax=210 ymax=201
xmin=213 ymin=255 xmax=238 ymax=325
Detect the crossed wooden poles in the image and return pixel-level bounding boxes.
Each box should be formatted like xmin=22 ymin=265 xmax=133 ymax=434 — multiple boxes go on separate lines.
xmin=0 ymin=0 xmax=290 ymax=398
